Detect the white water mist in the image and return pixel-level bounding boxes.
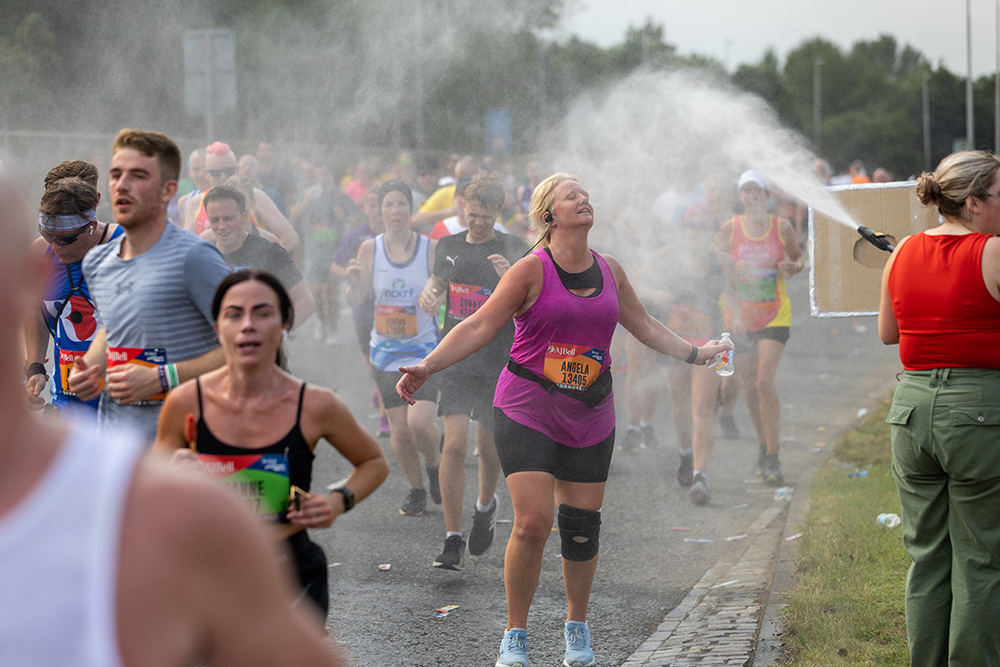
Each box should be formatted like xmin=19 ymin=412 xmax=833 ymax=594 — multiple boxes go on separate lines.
xmin=540 ymin=67 xmax=862 ymax=265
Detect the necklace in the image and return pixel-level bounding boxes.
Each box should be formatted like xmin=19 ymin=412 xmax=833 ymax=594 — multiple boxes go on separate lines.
xmin=385 ymin=231 xmax=414 ymax=256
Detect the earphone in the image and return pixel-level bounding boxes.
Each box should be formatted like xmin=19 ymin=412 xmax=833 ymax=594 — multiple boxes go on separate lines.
xmin=543 ymin=211 xmax=553 ymax=223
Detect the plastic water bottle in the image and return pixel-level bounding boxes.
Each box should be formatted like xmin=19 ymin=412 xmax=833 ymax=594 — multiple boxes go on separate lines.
xmin=712 ymin=332 xmax=734 ymax=377
xmin=773 ymin=486 xmax=793 ymax=502
xmin=876 ymin=513 xmax=901 ymax=528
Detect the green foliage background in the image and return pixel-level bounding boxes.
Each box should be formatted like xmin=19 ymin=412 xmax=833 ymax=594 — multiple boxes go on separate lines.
xmin=0 ymin=1 xmax=991 ymax=176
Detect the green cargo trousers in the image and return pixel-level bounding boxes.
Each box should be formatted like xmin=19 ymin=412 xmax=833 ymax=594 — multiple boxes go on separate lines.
xmin=888 ymin=368 xmax=1000 ymax=667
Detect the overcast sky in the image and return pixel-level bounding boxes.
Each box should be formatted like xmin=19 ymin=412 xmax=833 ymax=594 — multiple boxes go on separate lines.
xmin=558 ymin=0 xmax=1000 ymax=78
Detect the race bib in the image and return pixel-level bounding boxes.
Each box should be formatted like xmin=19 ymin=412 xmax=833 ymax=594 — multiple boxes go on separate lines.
xmin=737 ymin=267 xmax=778 ymax=302
xmin=58 ymin=349 xmax=85 ymax=395
xmin=375 ymin=304 xmax=418 ymax=338
xmin=543 ymin=343 xmax=605 ymax=392
xmin=448 ymin=282 xmax=491 ymax=321
xmin=197 ymin=452 xmax=291 ymax=521
xmin=667 ymin=305 xmax=712 ymax=339
xmin=106 ymin=347 xmax=167 ymax=405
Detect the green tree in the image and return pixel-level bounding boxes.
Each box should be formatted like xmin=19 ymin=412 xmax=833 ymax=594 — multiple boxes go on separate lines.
xmin=731 ymin=50 xmax=797 ymax=129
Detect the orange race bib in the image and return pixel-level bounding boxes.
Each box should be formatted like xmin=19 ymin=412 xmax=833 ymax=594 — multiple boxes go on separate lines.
xmin=375 ymin=304 xmax=418 ymax=338
xmin=543 ymin=343 xmax=606 ymax=392
xmin=106 ymin=346 xmax=167 ymax=405
xmin=448 ymin=283 xmax=491 ymax=321
xmin=58 ymin=349 xmax=85 ymax=395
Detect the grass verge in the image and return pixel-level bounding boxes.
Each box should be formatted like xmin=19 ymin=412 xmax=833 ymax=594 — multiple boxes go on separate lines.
xmin=781 ymin=395 xmax=911 ymax=665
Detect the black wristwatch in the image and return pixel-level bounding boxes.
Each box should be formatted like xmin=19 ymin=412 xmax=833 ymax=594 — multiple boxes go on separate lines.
xmin=332 ymin=487 xmax=355 ymax=512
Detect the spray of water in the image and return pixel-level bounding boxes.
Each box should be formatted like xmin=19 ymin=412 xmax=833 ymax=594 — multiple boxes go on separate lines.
xmin=539 ymin=67 xmax=861 ymax=266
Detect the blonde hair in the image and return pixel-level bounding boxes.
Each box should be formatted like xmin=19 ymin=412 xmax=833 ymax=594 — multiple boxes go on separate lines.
xmin=527 ymin=172 xmax=578 ymax=250
xmin=916 ymin=150 xmax=1000 ymax=220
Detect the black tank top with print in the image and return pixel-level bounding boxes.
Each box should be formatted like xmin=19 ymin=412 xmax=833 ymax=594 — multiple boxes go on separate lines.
xmin=194 ymin=379 xmax=315 ymax=495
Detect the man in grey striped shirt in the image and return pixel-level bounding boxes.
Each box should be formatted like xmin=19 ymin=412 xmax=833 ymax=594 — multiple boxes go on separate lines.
xmin=69 ymin=129 xmax=231 ymax=442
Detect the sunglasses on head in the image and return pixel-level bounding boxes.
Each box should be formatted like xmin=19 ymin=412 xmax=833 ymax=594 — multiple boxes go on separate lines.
xmin=207 ymin=167 xmax=237 ymax=179
xmin=40 ymin=224 xmax=91 ymax=246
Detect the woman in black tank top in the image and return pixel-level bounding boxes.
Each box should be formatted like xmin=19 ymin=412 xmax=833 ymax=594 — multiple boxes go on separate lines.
xmin=153 ymin=270 xmax=389 ymax=619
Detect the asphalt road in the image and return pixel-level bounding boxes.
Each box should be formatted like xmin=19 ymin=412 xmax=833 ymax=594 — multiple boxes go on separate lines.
xmin=285 ymin=269 xmax=902 ymax=667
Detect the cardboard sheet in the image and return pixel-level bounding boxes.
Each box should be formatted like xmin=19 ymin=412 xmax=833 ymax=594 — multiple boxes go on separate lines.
xmin=809 ymin=182 xmax=939 ymax=317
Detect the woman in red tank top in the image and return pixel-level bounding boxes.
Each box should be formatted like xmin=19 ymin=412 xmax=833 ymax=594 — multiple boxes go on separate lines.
xmin=878 ymin=150 xmax=1000 ymax=666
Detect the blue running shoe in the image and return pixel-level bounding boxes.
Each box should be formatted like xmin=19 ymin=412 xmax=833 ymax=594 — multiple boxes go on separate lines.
xmin=496 ymin=628 xmax=529 ymax=667
xmin=563 ymin=621 xmax=595 ymax=667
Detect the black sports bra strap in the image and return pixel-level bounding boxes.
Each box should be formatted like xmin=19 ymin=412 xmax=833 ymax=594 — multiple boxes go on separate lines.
xmin=296 ymin=382 xmax=307 ymax=423
xmin=196 ymin=377 xmax=204 ymax=415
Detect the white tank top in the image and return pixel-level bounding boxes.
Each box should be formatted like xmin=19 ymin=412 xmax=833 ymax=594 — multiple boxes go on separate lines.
xmin=370 ymin=233 xmax=440 ymax=370
xmin=0 ymin=424 xmax=142 ymax=666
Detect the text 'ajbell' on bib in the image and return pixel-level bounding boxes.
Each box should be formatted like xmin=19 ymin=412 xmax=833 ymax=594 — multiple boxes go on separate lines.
xmin=544 ymin=343 xmax=605 ymax=392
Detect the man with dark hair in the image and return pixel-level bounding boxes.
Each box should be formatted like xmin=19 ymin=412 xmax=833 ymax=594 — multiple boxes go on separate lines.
xmin=204 ymin=185 xmax=315 ymax=326
xmin=68 ymin=129 xmax=231 ymax=441
xmin=412 ymin=155 xmax=440 ymax=209
xmin=418 ymin=174 xmax=528 ymax=570
xmin=24 ymin=167 xmax=123 ymax=418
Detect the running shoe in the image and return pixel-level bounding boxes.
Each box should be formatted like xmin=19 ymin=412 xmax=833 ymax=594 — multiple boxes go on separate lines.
xmin=427 ymin=465 xmax=442 ymax=504
xmin=619 ymin=426 xmax=641 ymax=451
xmin=640 ymin=423 xmax=657 ymax=449
xmin=754 ymin=445 xmax=767 ymax=477
xmin=496 ymin=628 xmax=530 ymax=667
xmin=689 ymin=472 xmax=711 ymax=506
xmin=563 ymin=621 xmax=595 ymax=667
xmin=676 ymin=450 xmax=694 ymax=488
xmin=432 ymin=535 xmax=466 ymax=570
xmin=719 ymin=413 xmax=740 ymax=439
xmin=762 ymin=454 xmax=785 ymax=486
xmin=468 ymin=495 xmax=498 ymax=556
xmin=399 ymin=488 xmax=427 ymax=516
xmin=376 ymin=415 xmax=390 ymax=438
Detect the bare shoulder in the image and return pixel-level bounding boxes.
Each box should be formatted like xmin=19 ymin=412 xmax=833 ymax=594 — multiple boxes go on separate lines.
xmin=30 ymin=236 xmax=49 ymax=255
xmin=357 ymin=237 xmax=375 ymax=256
xmin=116 ymin=460 xmax=256 ymax=664
xmin=165 ymin=378 xmax=200 ymax=410
xmin=303 ymin=383 xmax=348 ymax=416
xmin=127 ymin=457 xmax=248 ymax=542
xmin=507 ymin=251 xmax=542 ymax=279
xmin=253 ymin=187 xmax=277 ymax=208
xmin=118 ymin=459 xmax=343 ymax=666
xmin=981 ymin=234 xmax=1000 ymax=261
xmin=596 ymin=252 xmax=627 ymax=282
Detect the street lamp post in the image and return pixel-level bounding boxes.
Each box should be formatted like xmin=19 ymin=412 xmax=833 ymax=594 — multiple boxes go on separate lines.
xmin=968 ymin=0 xmax=975 ymax=148
xmin=923 ymin=71 xmax=932 ymax=171
xmin=813 ymin=57 xmax=823 ymax=151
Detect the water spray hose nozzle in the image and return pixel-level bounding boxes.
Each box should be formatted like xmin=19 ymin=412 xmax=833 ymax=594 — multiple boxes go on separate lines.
xmin=857 ymin=226 xmax=895 ymax=252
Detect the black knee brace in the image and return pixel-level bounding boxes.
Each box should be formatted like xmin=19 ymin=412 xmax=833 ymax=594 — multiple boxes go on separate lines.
xmin=558 ymin=503 xmax=601 ymax=562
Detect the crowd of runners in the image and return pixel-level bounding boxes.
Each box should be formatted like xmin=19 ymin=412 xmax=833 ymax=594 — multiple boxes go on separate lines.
xmin=4 ymin=127 xmax=825 ymax=667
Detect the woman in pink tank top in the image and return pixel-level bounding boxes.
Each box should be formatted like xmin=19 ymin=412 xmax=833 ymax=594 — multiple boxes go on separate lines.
xmin=396 ymin=173 xmax=732 ymax=667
